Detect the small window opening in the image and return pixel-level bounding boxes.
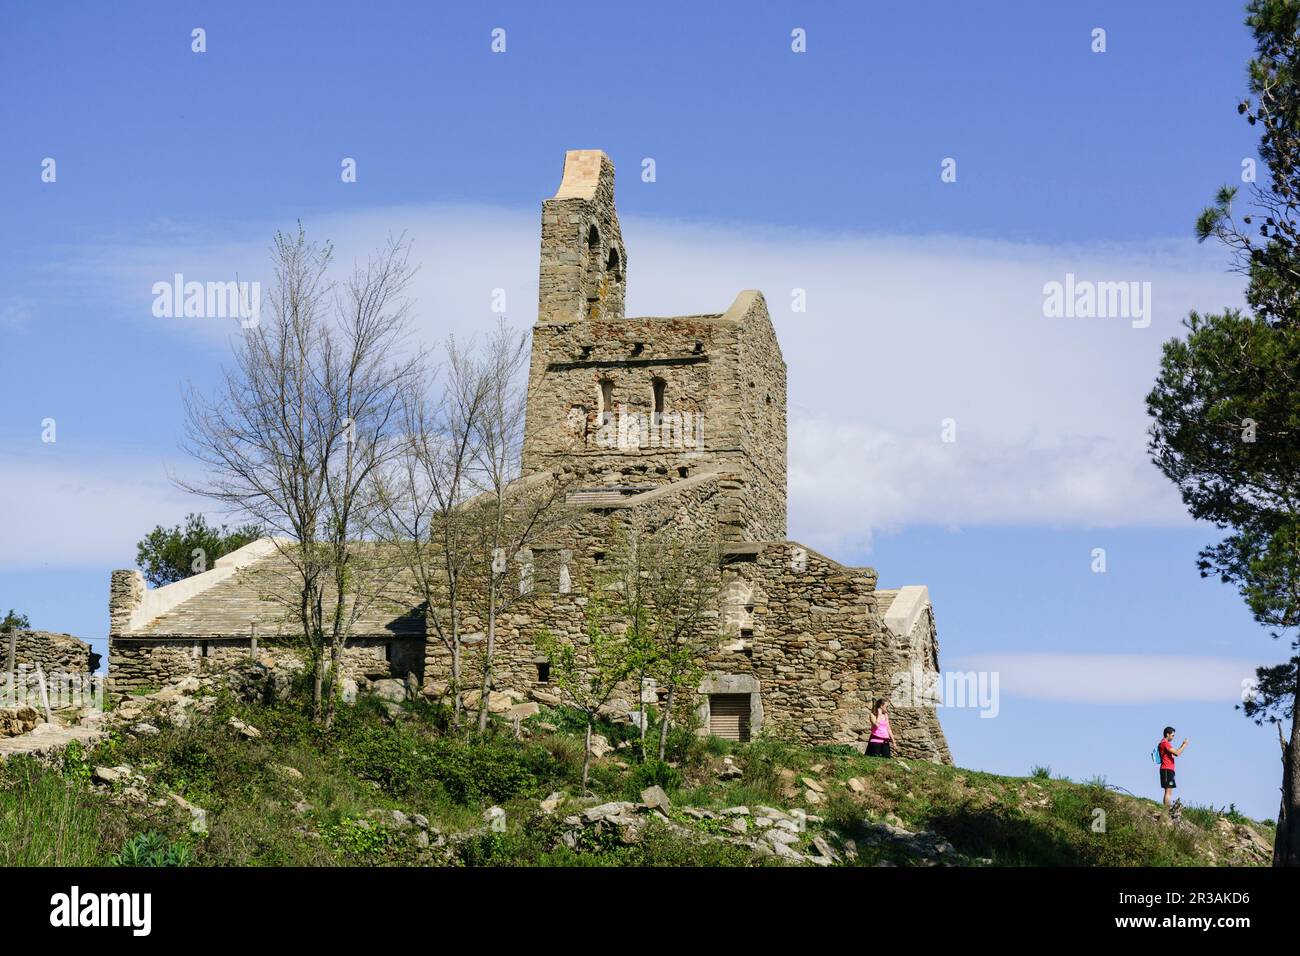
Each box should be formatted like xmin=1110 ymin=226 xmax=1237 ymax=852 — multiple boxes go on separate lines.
xmin=631 ymin=342 xmax=644 ymax=357
xmin=201 ymin=641 xmax=211 ymax=658
xmin=593 ymin=550 xmax=606 ymax=563
xmin=606 ymin=247 xmax=621 ymax=279
xmin=741 ymin=627 xmax=754 ymax=639
xmin=587 ymin=224 xmax=600 ymax=250
xmin=384 ymin=643 xmax=393 ymax=663
xmin=599 ymin=379 xmax=614 ymax=424
xmin=580 ymin=344 xmax=593 ymax=359
xmin=652 ymin=377 xmax=666 ymax=424
xmin=536 ymin=662 xmax=551 ymax=684
xmin=678 ymin=466 xmax=689 ymax=479
xmin=693 ymin=341 xmax=704 ymax=354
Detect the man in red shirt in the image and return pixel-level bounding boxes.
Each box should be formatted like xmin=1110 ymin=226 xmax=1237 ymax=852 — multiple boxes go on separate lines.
xmin=1158 ymin=726 xmax=1189 ymax=813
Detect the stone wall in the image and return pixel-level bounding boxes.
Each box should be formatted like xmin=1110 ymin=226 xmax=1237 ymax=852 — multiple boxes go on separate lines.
xmin=698 ymin=542 xmax=951 ymax=762
xmin=538 ymin=150 xmax=626 ymax=326
xmin=423 ymin=474 xmax=728 ymax=702
xmin=413 ymin=477 xmax=949 ymax=762
xmin=109 ymin=635 xmax=425 ymax=694
xmin=3 ymin=629 xmax=100 ymax=674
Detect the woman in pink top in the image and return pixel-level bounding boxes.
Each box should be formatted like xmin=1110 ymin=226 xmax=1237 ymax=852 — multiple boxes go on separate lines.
xmin=867 ymin=698 xmax=892 ymax=758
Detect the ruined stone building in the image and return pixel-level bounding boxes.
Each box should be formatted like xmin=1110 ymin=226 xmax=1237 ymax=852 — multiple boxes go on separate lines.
xmin=107 ymin=150 xmax=951 ymax=763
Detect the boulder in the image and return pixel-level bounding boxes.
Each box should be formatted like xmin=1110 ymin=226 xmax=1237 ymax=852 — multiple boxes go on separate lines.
xmin=93 ymin=765 xmax=132 ymax=785
xmin=228 ymin=717 xmax=262 ymax=739
xmin=540 ymin=792 xmax=565 ymax=814
xmin=506 ymin=702 xmax=541 ymax=722
xmin=640 ymin=786 xmax=671 ymax=814
xmin=529 ymin=688 xmax=561 ymax=707
xmin=589 ymin=733 xmax=613 ymax=759
xmin=168 ymin=792 xmax=208 ymax=835
xmin=370 ymin=679 xmax=407 ymax=703
xmin=582 ymin=801 xmax=636 ymax=824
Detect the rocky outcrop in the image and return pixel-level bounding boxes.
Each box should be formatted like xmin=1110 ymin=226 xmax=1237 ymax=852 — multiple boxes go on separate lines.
xmin=0 ymin=707 xmax=40 ymax=738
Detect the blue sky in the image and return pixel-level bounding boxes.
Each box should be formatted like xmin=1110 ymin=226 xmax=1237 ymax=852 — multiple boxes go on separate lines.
xmin=1 ymin=1 xmax=1291 ymax=818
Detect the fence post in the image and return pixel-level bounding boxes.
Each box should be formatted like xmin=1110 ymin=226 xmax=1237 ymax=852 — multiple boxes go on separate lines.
xmin=34 ymin=663 xmax=53 ymax=724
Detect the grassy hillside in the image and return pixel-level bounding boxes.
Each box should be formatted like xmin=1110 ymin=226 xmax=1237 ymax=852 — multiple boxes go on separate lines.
xmin=0 ymin=684 xmax=1276 ymax=867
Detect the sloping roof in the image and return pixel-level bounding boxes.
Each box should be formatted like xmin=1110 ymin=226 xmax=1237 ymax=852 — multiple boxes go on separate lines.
xmin=125 ymin=545 xmax=423 ymax=639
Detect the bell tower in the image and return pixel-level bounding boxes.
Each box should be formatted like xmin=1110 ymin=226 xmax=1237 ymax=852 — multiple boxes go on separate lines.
xmin=537 ymin=150 xmax=626 ymax=325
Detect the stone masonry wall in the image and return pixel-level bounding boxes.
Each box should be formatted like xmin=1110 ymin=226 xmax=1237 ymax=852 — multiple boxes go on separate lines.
xmin=422 ymin=475 xmax=728 ymax=703
xmin=109 ymin=636 xmax=424 ymax=694
xmin=4 ymin=629 xmax=100 ymax=674
xmin=698 ymin=542 xmax=951 ymax=762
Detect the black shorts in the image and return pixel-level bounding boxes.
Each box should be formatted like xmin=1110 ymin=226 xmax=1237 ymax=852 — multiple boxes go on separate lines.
xmin=1160 ymin=769 xmax=1176 ymax=789
xmin=867 ymin=740 xmax=891 ymax=758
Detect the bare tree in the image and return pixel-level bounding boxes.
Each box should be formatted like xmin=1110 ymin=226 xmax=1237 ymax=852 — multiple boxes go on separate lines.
xmin=463 ymin=323 xmax=570 ymax=730
xmin=179 ymin=227 xmax=422 ymax=723
xmin=373 ymin=338 xmax=488 ymax=729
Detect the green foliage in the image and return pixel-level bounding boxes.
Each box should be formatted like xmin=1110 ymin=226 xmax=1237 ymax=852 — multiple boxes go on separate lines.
xmin=1149 ymin=0 xmax=1300 ymax=742
xmin=1 ymin=609 xmax=30 ymax=632
xmin=319 ymin=818 xmax=408 ymax=863
xmin=3 ymin=691 xmax=1272 ymax=869
xmin=1030 ymin=765 xmax=1052 ymax=780
xmin=109 ymin=832 xmax=192 ymax=867
xmin=61 ymin=741 xmax=93 ymax=784
xmin=135 ymin=513 xmax=263 ymax=588
xmin=335 ymin=719 xmax=540 ymax=804
xmin=0 ymin=756 xmax=120 ymax=866
xmin=625 ymin=759 xmax=682 ymax=798
xmin=154 ymin=739 xmax=220 ymax=802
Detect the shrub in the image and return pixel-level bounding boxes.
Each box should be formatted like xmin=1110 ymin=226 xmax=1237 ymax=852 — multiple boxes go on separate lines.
xmin=625 ymin=760 xmax=682 ymax=798
xmin=1030 ymin=765 xmax=1052 ymax=780
xmin=336 ymin=722 xmax=539 ymax=804
xmin=319 ymin=818 xmax=410 ymax=864
xmin=109 ymin=832 xmax=192 ymax=867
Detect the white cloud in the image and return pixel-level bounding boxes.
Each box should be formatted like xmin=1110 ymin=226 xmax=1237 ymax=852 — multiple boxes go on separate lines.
xmin=0 ymin=450 xmax=206 ymax=570
xmin=28 ymin=201 xmax=1248 ymax=565
xmin=0 ymin=297 xmax=35 ymax=329
xmin=953 ymin=652 xmax=1264 ymax=703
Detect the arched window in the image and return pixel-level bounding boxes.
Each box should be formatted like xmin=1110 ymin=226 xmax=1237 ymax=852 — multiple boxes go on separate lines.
xmin=607 ymin=246 xmax=622 ymax=280
xmin=599 ymin=378 xmax=615 ymax=425
xmin=652 ymin=377 xmax=666 ymax=425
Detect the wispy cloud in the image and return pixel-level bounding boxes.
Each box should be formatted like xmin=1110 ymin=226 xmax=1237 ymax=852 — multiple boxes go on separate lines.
xmin=11 ymin=202 xmax=1248 ymax=566
xmin=0 ymin=449 xmax=203 ymax=570
xmin=0 ymin=297 xmax=35 ymax=329
xmin=954 ymin=652 xmax=1265 ymax=703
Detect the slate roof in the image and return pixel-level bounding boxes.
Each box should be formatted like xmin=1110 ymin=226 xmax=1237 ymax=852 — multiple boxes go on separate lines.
xmin=127 ymin=549 xmax=424 ymax=639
